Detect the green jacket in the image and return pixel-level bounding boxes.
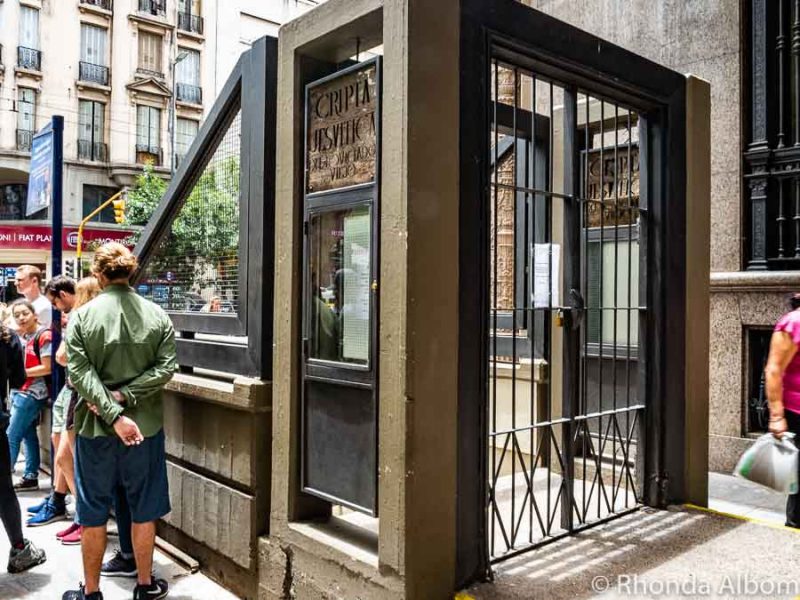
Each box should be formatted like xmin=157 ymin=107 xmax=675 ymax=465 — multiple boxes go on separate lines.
xmin=66 ymin=284 xmax=177 ymax=438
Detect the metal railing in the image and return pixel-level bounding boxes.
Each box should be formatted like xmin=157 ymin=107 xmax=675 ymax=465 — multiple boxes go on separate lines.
xmin=17 ymin=47 xmax=41 ymax=71
xmin=16 ymin=129 xmax=33 ymax=152
xmin=79 ymin=62 xmax=109 ymax=85
xmin=136 ymin=67 xmax=164 ymax=79
xmin=80 ymin=0 xmax=112 ymax=10
xmin=78 ymin=139 xmax=108 ymax=162
xmin=177 ymin=13 xmax=203 ymax=35
xmin=138 ymin=0 xmax=165 ymax=17
xmin=176 ymin=83 xmax=202 ymax=104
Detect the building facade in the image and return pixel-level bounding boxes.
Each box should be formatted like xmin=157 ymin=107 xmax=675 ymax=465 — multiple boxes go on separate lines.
xmin=0 ymin=0 xmax=319 ymax=298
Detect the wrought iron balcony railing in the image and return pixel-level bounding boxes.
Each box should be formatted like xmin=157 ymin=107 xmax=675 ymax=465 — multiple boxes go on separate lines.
xmin=138 ymin=0 xmax=165 ymax=17
xmin=17 ymin=47 xmax=41 ymax=71
xmin=79 ymin=62 xmax=109 ymax=86
xmin=175 ymin=83 xmax=202 ymax=104
xmin=78 ymin=139 xmax=108 ymax=162
xmin=136 ymin=67 xmax=164 ymax=79
xmin=80 ymin=0 xmax=112 ymax=10
xmin=177 ymin=13 xmax=203 ymax=35
xmin=16 ymin=129 xmax=33 ymax=152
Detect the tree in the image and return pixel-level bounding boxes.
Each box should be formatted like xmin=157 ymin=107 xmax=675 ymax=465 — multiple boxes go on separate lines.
xmin=125 ymin=159 xmax=240 ymax=299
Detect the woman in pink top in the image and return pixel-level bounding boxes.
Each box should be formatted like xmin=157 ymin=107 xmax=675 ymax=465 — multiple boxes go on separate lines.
xmin=765 ymin=293 xmax=800 ymax=527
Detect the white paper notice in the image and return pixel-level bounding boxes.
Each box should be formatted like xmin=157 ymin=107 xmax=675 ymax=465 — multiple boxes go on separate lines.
xmin=342 ymin=212 xmax=371 ymax=362
xmin=532 ymin=243 xmax=560 ymax=308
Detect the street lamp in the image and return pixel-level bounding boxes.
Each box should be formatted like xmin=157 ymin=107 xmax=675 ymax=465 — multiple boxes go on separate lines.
xmin=170 ymin=50 xmax=189 ymax=175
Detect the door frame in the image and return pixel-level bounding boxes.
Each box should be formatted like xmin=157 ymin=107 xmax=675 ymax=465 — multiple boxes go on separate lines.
xmin=457 ymin=0 xmax=687 ymax=585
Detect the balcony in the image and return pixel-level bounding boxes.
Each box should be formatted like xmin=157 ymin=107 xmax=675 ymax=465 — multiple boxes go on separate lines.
xmin=17 ymin=47 xmax=41 ymax=71
xmin=136 ymin=143 xmax=161 ymax=165
xmin=176 ymin=83 xmax=202 ymax=104
xmin=136 ymin=67 xmax=165 ymax=80
xmin=79 ymin=62 xmax=109 ymax=86
xmin=78 ymin=139 xmax=108 ymax=162
xmin=177 ymin=13 xmax=203 ymax=35
xmin=80 ymin=0 xmax=112 ymax=9
xmin=138 ymin=0 xmax=165 ymax=17
xmin=16 ymin=129 xmax=33 ymax=152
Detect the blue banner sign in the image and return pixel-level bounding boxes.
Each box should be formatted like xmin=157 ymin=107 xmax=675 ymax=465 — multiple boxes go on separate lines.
xmin=26 ymin=125 xmax=55 ymax=217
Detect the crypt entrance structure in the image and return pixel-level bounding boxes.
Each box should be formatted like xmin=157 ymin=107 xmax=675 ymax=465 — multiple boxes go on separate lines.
xmin=131 ymin=0 xmax=710 ymax=598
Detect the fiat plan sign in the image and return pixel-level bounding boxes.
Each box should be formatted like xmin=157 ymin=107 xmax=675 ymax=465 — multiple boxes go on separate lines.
xmin=0 ymin=225 xmax=135 ymax=251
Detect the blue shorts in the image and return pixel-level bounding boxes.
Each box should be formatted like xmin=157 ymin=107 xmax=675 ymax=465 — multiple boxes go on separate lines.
xmin=74 ymin=429 xmax=170 ymax=527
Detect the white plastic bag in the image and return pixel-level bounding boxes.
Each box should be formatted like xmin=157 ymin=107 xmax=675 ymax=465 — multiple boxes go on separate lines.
xmin=734 ymin=432 xmax=799 ymax=494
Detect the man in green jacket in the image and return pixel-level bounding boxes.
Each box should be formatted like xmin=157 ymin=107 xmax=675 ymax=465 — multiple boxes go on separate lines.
xmin=63 ymin=243 xmax=176 ymax=600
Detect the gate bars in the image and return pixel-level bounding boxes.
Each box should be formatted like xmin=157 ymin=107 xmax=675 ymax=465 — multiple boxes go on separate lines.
xmin=486 ymin=59 xmax=645 ymax=562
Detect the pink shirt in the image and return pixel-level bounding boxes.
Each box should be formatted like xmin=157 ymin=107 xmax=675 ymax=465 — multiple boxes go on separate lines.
xmin=775 ymin=309 xmax=800 ymax=414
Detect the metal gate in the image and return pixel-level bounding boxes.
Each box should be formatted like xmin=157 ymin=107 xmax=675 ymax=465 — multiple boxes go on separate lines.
xmin=486 ymin=53 xmax=646 ymax=561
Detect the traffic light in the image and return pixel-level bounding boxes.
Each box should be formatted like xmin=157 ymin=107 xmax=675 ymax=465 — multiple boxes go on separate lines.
xmin=112 ymin=197 xmax=126 ymax=224
xmin=65 ymin=259 xmax=75 ymax=279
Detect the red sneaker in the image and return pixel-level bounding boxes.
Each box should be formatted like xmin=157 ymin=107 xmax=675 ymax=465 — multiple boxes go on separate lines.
xmin=61 ymin=526 xmax=82 ymax=546
xmin=56 ymin=522 xmax=80 ymax=539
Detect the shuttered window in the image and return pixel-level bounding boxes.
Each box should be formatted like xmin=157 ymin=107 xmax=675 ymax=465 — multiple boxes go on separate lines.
xmin=175 ymin=118 xmax=199 ymax=158
xmin=79 ymin=100 xmax=105 ymax=143
xmin=17 ymin=89 xmax=36 ymax=132
xmin=137 ymin=105 xmax=161 ymax=149
xmin=80 ymin=24 xmax=107 ymax=65
xmin=138 ymin=32 xmax=163 ymax=74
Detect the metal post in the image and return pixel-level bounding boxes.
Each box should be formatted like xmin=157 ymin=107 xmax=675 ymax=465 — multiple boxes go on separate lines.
xmin=50 ymin=115 xmax=64 ymax=489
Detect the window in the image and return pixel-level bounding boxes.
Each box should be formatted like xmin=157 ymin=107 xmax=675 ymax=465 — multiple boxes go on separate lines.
xmin=137 ymin=32 xmax=163 ymax=77
xmin=175 ymin=118 xmax=199 ymax=166
xmin=177 ymin=0 xmax=203 ymax=33
xmin=745 ymin=0 xmax=800 ymax=269
xmin=78 ymin=100 xmax=106 ymax=161
xmin=19 ymin=7 xmax=39 ymax=50
xmin=17 ymin=88 xmax=36 ymax=151
xmin=82 ymin=185 xmax=119 ymax=224
xmin=176 ymin=49 xmax=200 ymax=85
xmin=80 ymin=24 xmax=107 ymax=65
xmin=175 ymin=49 xmax=202 ymax=103
xmin=136 ymin=105 xmax=161 ymax=162
xmin=0 ymin=184 xmax=44 ymax=221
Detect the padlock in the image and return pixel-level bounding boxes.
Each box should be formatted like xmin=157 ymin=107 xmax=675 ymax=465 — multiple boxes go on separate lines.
xmin=555 ymin=309 xmax=565 ymax=327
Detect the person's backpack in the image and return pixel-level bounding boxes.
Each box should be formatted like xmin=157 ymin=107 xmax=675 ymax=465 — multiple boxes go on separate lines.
xmin=6 ymin=333 xmax=26 ymax=390
xmin=31 ymin=329 xmax=53 ymax=393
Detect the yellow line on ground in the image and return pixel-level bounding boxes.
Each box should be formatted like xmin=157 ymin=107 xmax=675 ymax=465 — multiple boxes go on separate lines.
xmin=683 ymin=503 xmax=800 ymax=534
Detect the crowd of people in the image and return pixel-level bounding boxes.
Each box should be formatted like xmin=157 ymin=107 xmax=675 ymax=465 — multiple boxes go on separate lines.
xmin=0 ymin=242 xmax=177 ymax=600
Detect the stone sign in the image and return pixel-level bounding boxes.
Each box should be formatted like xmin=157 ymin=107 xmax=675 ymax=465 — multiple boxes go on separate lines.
xmin=586 ymin=147 xmax=640 ymax=227
xmin=306 ymin=63 xmax=378 ymax=194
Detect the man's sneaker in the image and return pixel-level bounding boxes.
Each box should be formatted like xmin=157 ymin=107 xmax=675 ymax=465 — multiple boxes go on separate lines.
xmin=101 ymin=550 xmax=137 ymax=578
xmin=7 ymin=539 xmax=46 ymax=573
xmin=27 ymin=495 xmax=52 ymax=514
xmin=62 ymin=584 xmax=103 ymax=599
xmin=26 ymin=501 xmax=67 ymax=527
xmin=56 ymin=522 xmax=81 ymax=539
xmin=61 ymin=526 xmax=82 ymax=546
xmin=13 ymin=478 xmax=38 ymax=492
xmin=133 ymin=578 xmax=168 ymax=600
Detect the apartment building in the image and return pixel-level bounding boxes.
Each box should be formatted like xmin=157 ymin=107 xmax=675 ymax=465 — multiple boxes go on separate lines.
xmin=0 ymin=0 xmax=319 ymax=294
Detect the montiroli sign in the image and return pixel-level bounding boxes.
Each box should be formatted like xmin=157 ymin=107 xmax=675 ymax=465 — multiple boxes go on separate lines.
xmin=306 ymin=62 xmax=378 ymax=194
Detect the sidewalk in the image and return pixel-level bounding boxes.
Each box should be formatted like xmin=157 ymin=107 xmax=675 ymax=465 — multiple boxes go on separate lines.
xmin=0 ymin=472 xmax=240 ymax=600
xmin=468 ymin=473 xmax=800 ymax=599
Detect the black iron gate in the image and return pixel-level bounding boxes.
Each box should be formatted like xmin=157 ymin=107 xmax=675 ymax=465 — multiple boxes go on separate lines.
xmin=456 ymin=0 xmax=688 ymax=580
xmin=486 ymin=56 xmax=645 ymax=561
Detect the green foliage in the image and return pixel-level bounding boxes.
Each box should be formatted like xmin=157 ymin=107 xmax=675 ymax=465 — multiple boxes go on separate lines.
xmin=124 ymin=159 xmax=240 ymax=279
